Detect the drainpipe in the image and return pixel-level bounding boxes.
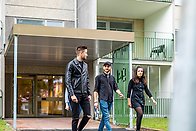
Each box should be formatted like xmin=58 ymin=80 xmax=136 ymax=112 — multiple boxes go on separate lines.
xmin=0 ymin=20 xmax=4 ymax=53
xmin=74 ymin=0 xmax=78 ymax=28
xmin=129 ymin=43 xmax=133 ymax=129
xmin=0 ymin=21 xmax=3 ymax=54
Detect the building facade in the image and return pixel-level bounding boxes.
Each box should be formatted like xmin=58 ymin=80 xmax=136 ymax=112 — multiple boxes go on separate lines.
xmin=0 ymin=0 xmax=182 ymax=126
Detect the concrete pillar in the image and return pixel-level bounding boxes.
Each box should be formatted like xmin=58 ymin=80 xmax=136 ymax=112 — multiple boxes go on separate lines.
xmin=77 ymin=0 xmax=97 ymax=29
xmin=170 ymin=0 xmax=196 ymax=130
xmin=0 ymin=0 xmax=5 ymax=118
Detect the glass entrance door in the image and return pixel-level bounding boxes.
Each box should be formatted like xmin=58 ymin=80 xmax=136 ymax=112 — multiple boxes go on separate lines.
xmin=18 ymin=76 xmax=34 ymax=116
xmin=113 ymin=45 xmax=130 ymax=125
xmin=37 ymin=75 xmax=63 ymax=116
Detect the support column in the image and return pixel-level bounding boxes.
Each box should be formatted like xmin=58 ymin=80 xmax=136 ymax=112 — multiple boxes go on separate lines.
xmin=129 ymin=43 xmax=133 ymax=129
xmin=0 ymin=0 xmax=5 ymax=119
xmin=13 ymin=35 xmax=18 ymax=129
xmin=170 ymin=0 xmax=196 ymax=130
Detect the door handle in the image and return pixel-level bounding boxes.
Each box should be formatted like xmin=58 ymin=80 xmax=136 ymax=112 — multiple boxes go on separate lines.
xmin=42 ymin=98 xmax=46 ymax=100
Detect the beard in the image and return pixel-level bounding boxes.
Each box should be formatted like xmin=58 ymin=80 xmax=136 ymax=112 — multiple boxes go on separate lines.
xmin=104 ymin=70 xmax=110 ymax=74
xmin=81 ymin=56 xmax=87 ymax=60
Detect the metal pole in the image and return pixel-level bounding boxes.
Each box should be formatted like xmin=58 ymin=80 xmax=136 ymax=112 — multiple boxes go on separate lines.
xmin=13 ymin=35 xmax=18 ymax=129
xmin=74 ymin=0 xmax=78 ymax=28
xmin=129 ymin=43 xmax=133 ymax=129
xmin=169 ymin=0 xmax=196 ymax=131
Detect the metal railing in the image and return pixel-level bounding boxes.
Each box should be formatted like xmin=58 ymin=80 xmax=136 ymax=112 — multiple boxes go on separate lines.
xmin=113 ymin=98 xmax=171 ymax=125
xmin=132 ymin=36 xmax=174 ymax=62
xmin=143 ymin=98 xmax=171 ymax=118
xmin=145 ymin=0 xmax=173 ymax=3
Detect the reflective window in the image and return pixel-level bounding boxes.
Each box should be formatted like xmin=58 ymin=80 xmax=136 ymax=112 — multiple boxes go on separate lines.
xmin=97 ymin=21 xmax=133 ymax=32
xmin=110 ymin=21 xmax=132 ymax=32
xmin=17 ymin=19 xmax=44 ymax=26
xmin=46 ymin=20 xmax=64 ymax=27
xmin=17 ymin=19 xmax=64 ymax=27
xmin=97 ymin=21 xmax=106 ymax=30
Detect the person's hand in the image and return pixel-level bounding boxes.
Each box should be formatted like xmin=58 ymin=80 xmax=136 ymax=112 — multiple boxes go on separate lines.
xmin=128 ymin=100 xmax=132 ymax=108
xmin=65 ymin=103 xmax=70 ymax=110
xmin=119 ymin=93 xmax=124 ymax=98
xmin=71 ymin=95 xmax=78 ymax=103
xmin=151 ymin=97 xmax=157 ymax=106
xmin=152 ymin=99 xmax=157 ymax=105
xmin=88 ymin=95 xmax=91 ymax=101
xmin=94 ymin=102 xmax=98 ymax=109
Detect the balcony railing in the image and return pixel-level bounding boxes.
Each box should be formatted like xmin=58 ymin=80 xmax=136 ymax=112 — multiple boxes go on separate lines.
xmin=145 ymin=0 xmax=173 ymax=3
xmin=113 ymin=97 xmax=171 ymax=125
xmin=132 ymin=33 xmax=174 ymax=62
xmin=143 ymin=98 xmax=171 ymax=118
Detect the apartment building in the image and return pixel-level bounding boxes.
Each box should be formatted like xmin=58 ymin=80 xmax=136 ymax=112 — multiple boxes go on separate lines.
xmin=0 ymin=0 xmax=182 ymax=126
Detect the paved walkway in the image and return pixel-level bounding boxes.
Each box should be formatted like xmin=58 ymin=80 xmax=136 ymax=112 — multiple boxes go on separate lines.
xmin=5 ymin=118 xmax=133 ymax=131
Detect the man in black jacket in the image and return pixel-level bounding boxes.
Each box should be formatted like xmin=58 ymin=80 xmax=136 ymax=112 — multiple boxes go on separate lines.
xmin=94 ymin=61 xmax=124 ymax=131
xmin=65 ymin=45 xmax=91 ymax=131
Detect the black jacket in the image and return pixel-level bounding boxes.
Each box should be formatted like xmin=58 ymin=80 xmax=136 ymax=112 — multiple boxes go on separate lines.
xmin=65 ymin=58 xmax=91 ymax=96
xmin=94 ymin=73 xmax=119 ymax=102
xmin=127 ymin=79 xmax=152 ymax=106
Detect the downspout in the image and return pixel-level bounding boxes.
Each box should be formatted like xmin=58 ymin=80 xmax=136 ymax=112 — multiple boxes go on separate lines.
xmin=74 ymin=0 xmax=78 ymax=28
xmin=0 ymin=20 xmax=4 ymax=53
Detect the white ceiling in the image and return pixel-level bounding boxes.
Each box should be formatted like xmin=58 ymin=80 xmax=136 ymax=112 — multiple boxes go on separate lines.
xmin=98 ymin=0 xmax=171 ymax=19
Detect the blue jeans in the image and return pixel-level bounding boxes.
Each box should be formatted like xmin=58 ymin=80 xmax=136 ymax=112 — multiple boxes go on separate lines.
xmin=98 ymin=100 xmax=113 ymax=131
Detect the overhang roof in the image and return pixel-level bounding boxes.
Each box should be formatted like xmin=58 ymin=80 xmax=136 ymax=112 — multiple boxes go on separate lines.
xmin=98 ymin=0 xmax=171 ymax=19
xmin=5 ymin=24 xmax=134 ymax=66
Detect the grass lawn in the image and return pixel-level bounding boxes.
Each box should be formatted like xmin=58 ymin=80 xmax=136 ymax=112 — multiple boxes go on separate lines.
xmin=0 ymin=119 xmax=13 ymax=131
xmin=133 ymin=117 xmax=168 ymax=131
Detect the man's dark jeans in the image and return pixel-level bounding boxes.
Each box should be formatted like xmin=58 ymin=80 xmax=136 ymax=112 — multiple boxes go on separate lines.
xmin=70 ymin=93 xmax=91 ymax=131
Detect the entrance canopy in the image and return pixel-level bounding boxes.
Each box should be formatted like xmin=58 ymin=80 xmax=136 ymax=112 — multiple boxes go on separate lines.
xmin=5 ymin=24 xmax=134 ymax=66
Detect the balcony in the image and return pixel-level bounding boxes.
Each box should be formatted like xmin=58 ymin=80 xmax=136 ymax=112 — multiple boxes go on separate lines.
xmin=132 ymin=32 xmax=174 ymax=62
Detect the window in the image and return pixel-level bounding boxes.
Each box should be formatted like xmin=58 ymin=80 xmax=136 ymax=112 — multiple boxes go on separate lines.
xmin=17 ymin=19 xmax=64 ymax=27
xmin=17 ymin=19 xmax=44 ymax=26
xmin=97 ymin=21 xmax=106 ymax=30
xmin=97 ymin=20 xmax=133 ymax=32
xmin=46 ymin=20 xmax=64 ymax=27
xmin=110 ymin=21 xmax=132 ymax=32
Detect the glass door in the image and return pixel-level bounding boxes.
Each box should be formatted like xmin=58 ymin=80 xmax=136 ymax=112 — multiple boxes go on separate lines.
xmin=17 ymin=76 xmax=34 ymax=116
xmin=37 ymin=75 xmax=63 ymax=116
xmin=113 ymin=45 xmax=130 ymax=125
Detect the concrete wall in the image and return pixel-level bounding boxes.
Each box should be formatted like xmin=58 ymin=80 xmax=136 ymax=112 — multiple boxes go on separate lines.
xmin=145 ymin=5 xmax=174 ymax=38
xmin=133 ymin=19 xmax=144 ymax=59
xmin=78 ymin=0 xmax=97 ymax=29
xmin=5 ymin=0 xmax=76 ymax=52
xmin=174 ymin=6 xmax=182 ymax=30
xmin=160 ymin=66 xmax=172 ymax=98
xmin=175 ymin=0 xmax=182 ymax=5
xmin=5 ymin=0 xmax=74 ymax=21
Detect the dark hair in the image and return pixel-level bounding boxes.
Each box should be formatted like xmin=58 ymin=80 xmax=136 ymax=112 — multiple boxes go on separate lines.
xmin=75 ymin=46 xmax=87 ymax=55
xmin=133 ymin=66 xmax=147 ymax=85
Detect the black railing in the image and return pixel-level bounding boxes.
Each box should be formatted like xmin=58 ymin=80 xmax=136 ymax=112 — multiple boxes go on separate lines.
xmin=146 ymin=0 xmax=173 ymax=3
xmin=132 ymin=37 xmax=174 ymax=61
